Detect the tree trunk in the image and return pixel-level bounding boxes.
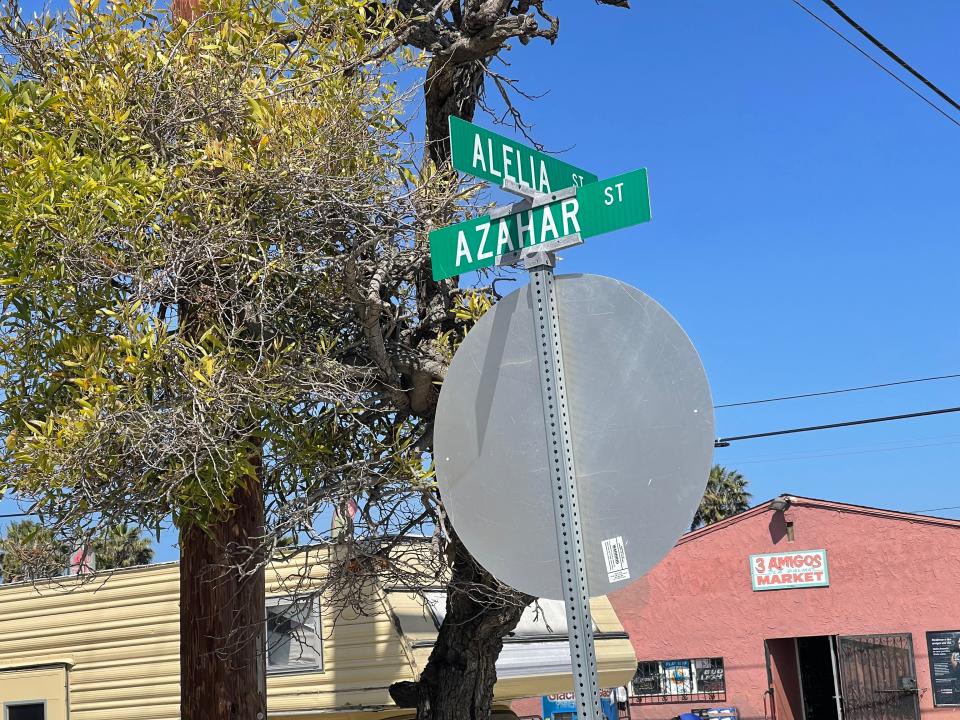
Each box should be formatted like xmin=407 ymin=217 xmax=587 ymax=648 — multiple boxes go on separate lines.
xmin=389 ymin=51 xmax=533 ymax=720
xmin=180 ymin=476 xmax=266 ymax=720
xmin=390 ymin=532 xmax=532 ymax=719
xmin=168 ymin=0 xmax=267 ymax=714
xmin=424 ymin=56 xmax=486 ymax=167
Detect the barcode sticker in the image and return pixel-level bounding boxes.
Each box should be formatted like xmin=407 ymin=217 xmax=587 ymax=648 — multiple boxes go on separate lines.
xmin=601 ymin=536 xmax=630 ymax=583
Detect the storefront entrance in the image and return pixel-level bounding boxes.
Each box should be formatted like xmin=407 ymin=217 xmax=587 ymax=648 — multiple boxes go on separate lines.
xmin=797 ymin=636 xmax=840 ymax=720
xmin=765 ymin=634 xmax=920 ymax=720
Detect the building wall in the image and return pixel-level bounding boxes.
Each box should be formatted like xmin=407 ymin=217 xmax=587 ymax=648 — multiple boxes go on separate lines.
xmin=0 ymin=666 xmax=68 ymax=720
xmin=608 ymin=500 xmax=960 ymax=720
xmin=0 ymin=560 xmax=417 ymax=720
xmin=0 ymin=558 xmax=635 ymax=719
xmin=0 ymin=563 xmax=182 ymax=720
xmin=511 ymin=695 xmax=541 ymax=717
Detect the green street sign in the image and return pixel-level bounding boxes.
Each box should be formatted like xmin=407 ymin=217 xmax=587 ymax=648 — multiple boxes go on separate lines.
xmin=449 ymin=116 xmax=598 ymax=194
xmin=429 ymin=168 xmax=651 ymax=281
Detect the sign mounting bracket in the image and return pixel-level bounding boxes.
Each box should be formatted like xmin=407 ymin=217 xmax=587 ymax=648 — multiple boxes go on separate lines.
xmin=520 ymin=233 xmax=583 ymax=270
xmin=488 ymin=184 xmax=578 ymax=221
xmin=502 ymin=177 xmax=553 ymax=203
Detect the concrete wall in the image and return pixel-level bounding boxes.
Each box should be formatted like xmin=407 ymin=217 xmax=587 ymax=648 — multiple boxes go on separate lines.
xmin=608 ymin=499 xmax=960 ymax=720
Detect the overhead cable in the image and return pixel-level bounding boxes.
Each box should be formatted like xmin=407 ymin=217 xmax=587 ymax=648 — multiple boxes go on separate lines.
xmin=790 ymin=0 xmax=960 ymax=129
xmin=734 ymin=436 xmax=960 ymax=465
xmin=819 ymin=0 xmax=960 ymax=115
xmin=715 ymin=372 xmax=960 ymax=408
xmin=912 ymin=505 xmax=960 ymax=515
xmin=715 ymin=405 xmax=960 ymax=447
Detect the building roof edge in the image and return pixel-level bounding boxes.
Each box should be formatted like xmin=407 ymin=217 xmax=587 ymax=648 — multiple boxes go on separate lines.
xmin=678 ymin=493 xmax=960 ymax=546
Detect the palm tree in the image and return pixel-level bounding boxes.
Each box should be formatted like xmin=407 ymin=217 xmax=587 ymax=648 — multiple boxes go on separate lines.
xmin=690 ymin=465 xmax=752 ymax=531
xmin=91 ymin=523 xmax=155 ymax=569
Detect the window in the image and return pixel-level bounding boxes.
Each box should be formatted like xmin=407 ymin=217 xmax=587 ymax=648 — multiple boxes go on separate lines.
xmin=5 ymin=703 xmax=45 ymax=720
xmin=265 ymin=597 xmax=322 ymax=674
xmin=630 ymin=658 xmax=725 ymax=704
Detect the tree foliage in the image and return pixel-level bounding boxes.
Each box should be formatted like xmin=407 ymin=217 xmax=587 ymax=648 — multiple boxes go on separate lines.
xmin=0 ymin=0 xmax=453 ymax=576
xmin=0 ymin=0 xmax=632 ymax=717
xmin=0 ymin=520 xmax=154 ymax=582
xmin=690 ymin=465 xmax=752 ymax=531
xmin=0 ymin=520 xmax=66 ymax=582
xmin=91 ymin=522 xmax=156 ymax=569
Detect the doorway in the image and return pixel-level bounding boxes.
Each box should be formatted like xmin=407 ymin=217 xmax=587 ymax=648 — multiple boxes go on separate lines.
xmin=765 ymin=634 xmax=921 ymax=720
xmin=765 ymin=636 xmax=840 ymax=720
xmin=796 ymin=636 xmax=840 ymax=720
xmin=835 ymin=634 xmax=921 ymax=720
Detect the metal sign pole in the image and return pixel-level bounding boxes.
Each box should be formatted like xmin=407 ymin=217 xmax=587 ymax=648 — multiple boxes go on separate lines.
xmin=524 ymin=246 xmax=604 ymax=720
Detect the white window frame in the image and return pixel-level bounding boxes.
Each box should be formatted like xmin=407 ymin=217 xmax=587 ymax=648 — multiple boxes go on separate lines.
xmin=264 ymin=595 xmax=323 ymax=675
xmin=423 ymin=591 xmax=596 ymax=639
xmin=3 ymin=701 xmax=47 ymax=720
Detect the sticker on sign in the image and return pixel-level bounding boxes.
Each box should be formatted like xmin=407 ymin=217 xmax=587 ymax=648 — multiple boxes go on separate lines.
xmin=602 ymin=536 xmax=630 ymax=583
xmin=429 ymin=168 xmax=650 ymax=281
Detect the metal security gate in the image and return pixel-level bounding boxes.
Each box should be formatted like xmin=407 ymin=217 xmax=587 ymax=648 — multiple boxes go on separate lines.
xmin=837 ymin=633 xmax=920 ymax=720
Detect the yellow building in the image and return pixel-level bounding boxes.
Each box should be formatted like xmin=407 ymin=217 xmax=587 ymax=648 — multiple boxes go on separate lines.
xmin=0 ymin=559 xmax=636 ymax=720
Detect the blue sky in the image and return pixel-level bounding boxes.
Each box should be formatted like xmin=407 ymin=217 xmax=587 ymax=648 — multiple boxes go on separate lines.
xmin=484 ymin=0 xmax=960 ymax=517
xmin=3 ymin=1 xmax=960 ymax=562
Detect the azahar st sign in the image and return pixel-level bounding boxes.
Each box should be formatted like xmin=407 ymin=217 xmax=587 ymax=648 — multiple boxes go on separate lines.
xmin=429 ymin=168 xmax=650 ymax=281
xmin=449 ymin=116 xmax=598 ymax=194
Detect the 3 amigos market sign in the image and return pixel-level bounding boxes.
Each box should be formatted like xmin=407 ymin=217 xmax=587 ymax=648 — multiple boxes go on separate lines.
xmin=750 ymin=549 xmax=829 ymax=591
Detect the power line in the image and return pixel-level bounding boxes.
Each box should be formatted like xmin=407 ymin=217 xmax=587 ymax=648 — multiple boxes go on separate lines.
xmin=715 ymin=372 xmax=960 ymax=409
xmin=0 ymin=512 xmax=37 ymax=519
xmin=735 ymin=430 xmax=960 ymax=459
xmin=735 ymin=437 xmax=960 ymax=466
xmin=715 ymin=405 xmax=960 ymax=447
xmin=911 ymin=504 xmax=960 ymax=515
xmin=790 ymin=0 xmax=960 ymax=129
xmin=819 ymin=0 xmax=960 ymax=115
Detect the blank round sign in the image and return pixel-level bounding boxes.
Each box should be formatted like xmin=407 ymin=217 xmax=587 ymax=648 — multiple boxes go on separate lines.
xmin=434 ymin=274 xmax=714 ymax=600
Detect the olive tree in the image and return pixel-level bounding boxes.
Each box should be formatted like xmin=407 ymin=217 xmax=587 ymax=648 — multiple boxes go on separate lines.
xmin=0 ymin=0 xmax=630 ymax=718
xmin=0 ymin=0 xmax=448 ymax=715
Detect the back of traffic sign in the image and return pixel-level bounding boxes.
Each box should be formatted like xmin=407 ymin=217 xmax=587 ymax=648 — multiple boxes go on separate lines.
xmin=434 ymin=274 xmax=715 ymax=600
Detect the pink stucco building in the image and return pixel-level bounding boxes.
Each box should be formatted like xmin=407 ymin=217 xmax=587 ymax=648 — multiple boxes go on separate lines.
xmin=602 ymin=495 xmax=960 ymax=720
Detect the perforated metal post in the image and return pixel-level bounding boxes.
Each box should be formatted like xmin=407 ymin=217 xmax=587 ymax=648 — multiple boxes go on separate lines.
xmin=528 ymin=257 xmax=604 ymax=720
xmin=499 ymin=178 xmax=602 ymax=716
